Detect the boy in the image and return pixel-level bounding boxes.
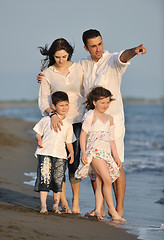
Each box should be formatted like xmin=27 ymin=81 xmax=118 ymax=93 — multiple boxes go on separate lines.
xmin=33 ymin=91 xmax=75 ymax=214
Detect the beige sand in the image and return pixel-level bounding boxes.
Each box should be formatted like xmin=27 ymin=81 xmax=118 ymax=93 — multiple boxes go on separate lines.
xmin=0 ymin=115 xmax=138 ymax=240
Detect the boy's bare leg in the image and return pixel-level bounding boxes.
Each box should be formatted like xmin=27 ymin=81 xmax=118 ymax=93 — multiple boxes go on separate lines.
xmin=60 ymin=182 xmax=72 ymax=213
xmin=40 ymin=191 xmax=48 ymax=213
xmin=53 ymin=192 xmax=62 ymax=214
xmin=113 ymin=167 xmax=126 ymax=217
xmin=71 ymin=182 xmax=81 ymax=214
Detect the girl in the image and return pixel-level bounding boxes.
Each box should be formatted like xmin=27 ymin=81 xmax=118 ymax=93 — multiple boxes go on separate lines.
xmin=76 ymin=86 xmax=126 ymax=221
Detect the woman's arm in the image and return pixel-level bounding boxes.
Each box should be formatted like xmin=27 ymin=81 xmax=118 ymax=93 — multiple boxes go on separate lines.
xmin=45 ymin=107 xmax=63 ymax=132
xmin=38 ymin=77 xmax=63 ymax=132
xmin=66 ymin=143 xmax=74 ymax=164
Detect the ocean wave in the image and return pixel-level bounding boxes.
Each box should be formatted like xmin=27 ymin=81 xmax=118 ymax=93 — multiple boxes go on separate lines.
xmin=128 ymin=140 xmax=151 ymax=147
xmin=152 ymin=143 xmax=164 ymax=150
xmin=0 ymin=106 xmax=41 ymax=122
xmin=124 ymin=161 xmax=164 ymax=174
xmin=24 ymin=172 xmax=36 ymax=186
xmin=155 ymin=198 xmax=164 ymax=205
xmin=137 ymin=225 xmax=164 ymax=240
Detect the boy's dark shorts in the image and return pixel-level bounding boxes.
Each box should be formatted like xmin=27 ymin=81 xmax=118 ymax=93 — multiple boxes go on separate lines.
xmin=34 ymin=155 xmax=67 ymax=193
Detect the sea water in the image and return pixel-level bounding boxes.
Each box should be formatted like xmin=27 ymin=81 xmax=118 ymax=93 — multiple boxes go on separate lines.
xmin=0 ymin=104 xmax=164 ymax=240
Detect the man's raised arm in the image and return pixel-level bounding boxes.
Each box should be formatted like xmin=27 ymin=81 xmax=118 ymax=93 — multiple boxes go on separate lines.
xmin=120 ymin=44 xmax=147 ymax=63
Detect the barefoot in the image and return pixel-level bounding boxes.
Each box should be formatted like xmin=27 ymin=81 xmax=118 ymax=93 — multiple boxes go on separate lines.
xmin=94 ymin=210 xmax=104 ymax=220
xmin=112 ymin=216 xmax=126 ymax=222
xmin=116 ymin=207 xmax=123 ymax=218
xmin=108 ymin=211 xmax=126 ymax=222
xmin=61 ymin=206 xmax=72 ymax=214
xmin=72 ymin=199 xmax=81 ymax=214
xmin=85 ymin=209 xmax=105 ymax=217
xmin=40 ymin=205 xmax=48 ymax=214
xmin=40 ymin=210 xmax=48 ymax=214
xmin=101 ymin=210 xmax=106 ymax=217
xmin=53 ymin=203 xmax=62 ymax=214
xmin=52 ymin=209 xmax=62 ymax=215
xmin=72 ymin=208 xmax=81 ymax=214
xmin=85 ymin=209 xmax=95 ymax=217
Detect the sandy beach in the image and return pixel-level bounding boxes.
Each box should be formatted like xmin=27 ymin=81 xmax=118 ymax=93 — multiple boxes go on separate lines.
xmin=0 ymin=115 xmax=138 ymax=240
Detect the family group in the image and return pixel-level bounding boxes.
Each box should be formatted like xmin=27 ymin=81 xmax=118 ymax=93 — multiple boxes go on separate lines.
xmin=33 ymin=29 xmax=146 ymax=221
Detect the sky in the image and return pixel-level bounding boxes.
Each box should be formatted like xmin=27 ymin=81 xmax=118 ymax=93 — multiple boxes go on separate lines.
xmin=0 ymin=0 xmax=163 ymax=101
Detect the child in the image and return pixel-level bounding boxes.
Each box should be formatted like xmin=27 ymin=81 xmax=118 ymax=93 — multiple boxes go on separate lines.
xmin=33 ymin=91 xmax=75 ymax=214
xmin=75 ymin=86 xmax=126 ymax=221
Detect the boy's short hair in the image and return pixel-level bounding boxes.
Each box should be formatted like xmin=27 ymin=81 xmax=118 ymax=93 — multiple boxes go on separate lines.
xmin=82 ymin=29 xmax=102 ymax=48
xmin=51 ymin=91 xmax=69 ymax=106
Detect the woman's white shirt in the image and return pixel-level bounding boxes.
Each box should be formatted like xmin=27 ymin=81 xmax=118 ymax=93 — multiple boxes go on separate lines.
xmin=38 ymin=62 xmax=84 ymax=124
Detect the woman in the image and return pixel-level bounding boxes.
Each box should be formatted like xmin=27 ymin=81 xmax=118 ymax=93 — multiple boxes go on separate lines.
xmin=38 ymin=38 xmax=84 ymax=214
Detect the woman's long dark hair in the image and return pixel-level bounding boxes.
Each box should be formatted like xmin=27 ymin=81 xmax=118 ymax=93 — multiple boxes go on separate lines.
xmin=38 ymin=38 xmax=74 ymax=70
xmin=85 ymin=86 xmax=115 ymax=110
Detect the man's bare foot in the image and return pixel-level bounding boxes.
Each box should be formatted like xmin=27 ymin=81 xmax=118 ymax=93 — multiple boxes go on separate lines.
xmin=116 ymin=207 xmax=123 ymax=217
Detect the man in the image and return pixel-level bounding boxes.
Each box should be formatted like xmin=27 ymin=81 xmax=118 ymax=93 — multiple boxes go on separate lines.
xmin=81 ymin=29 xmax=146 ymax=217
xmin=37 ymin=29 xmax=147 ymax=217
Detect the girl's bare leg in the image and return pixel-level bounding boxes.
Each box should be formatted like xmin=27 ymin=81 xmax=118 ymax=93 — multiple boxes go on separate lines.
xmin=53 ymin=192 xmax=62 ymax=214
xmin=94 ymin=175 xmax=104 ymax=220
xmin=91 ymin=158 xmax=126 ymax=222
xmin=86 ymin=180 xmax=105 ymax=217
xmin=40 ymin=191 xmax=48 ymax=213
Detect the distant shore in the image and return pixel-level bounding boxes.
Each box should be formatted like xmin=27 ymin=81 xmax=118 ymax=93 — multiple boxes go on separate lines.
xmin=123 ymin=97 xmax=164 ymax=105
xmin=0 ymin=97 xmax=164 ymax=108
xmin=0 ymin=116 xmax=138 ymax=240
xmin=0 ymin=101 xmax=37 ymax=108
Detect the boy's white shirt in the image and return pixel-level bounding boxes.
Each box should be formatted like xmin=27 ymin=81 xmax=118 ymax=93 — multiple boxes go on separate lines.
xmin=33 ymin=116 xmax=76 ymax=159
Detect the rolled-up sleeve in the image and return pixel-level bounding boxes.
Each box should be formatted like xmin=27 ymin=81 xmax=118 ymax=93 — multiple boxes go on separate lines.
xmin=33 ymin=118 xmax=44 ymax=136
xmin=66 ymin=125 xmax=76 ymax=143
xmin=111 ymin=51 xmax=130 ymax=86
xmin=38 ymin=77 xmax=52 ymax=116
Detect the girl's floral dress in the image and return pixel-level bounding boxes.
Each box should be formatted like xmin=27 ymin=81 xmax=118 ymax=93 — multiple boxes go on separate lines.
xmin=75 ymin=110 xmax=120 ymax=182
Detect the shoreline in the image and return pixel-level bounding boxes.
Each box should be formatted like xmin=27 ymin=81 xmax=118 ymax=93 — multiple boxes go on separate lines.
xmin=0 ymin=98 xmax=164 ymax=109
xmin=0 ymin=116 xmax=138 ymax=240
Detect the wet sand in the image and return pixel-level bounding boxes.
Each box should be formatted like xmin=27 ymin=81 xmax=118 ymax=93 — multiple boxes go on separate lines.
xmin=0 ymin=115 xmax=138 ymax=240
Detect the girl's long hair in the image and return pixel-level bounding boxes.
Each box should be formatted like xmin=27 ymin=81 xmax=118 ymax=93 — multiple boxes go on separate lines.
xmin=85 ymin=86 xmax=115 ymax=110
